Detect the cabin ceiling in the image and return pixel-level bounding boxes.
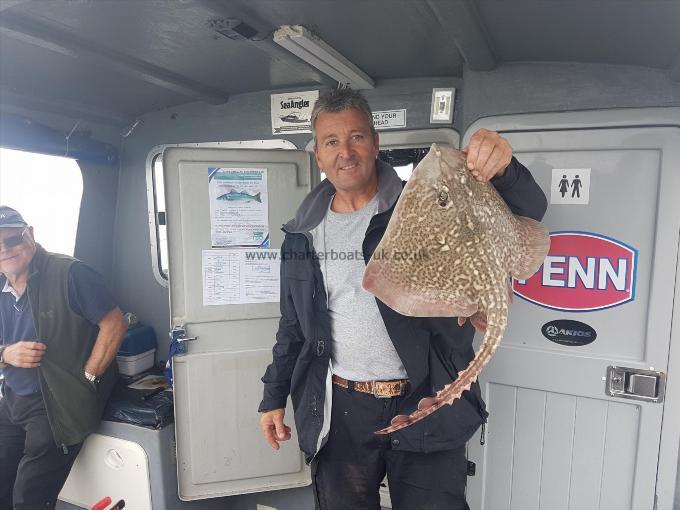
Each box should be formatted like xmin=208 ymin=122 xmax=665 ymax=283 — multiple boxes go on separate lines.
xmin=1 ymin=0 xmax=679 ymax=128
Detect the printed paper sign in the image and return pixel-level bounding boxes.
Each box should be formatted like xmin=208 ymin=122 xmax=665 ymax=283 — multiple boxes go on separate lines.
xmin=202 ymin=249 xmax=280 ymax=306
xmin=208 ymin=167 xmax=269 ymax=247
xmin=513 ymin=231 xmax=637 ymax=312
xmin=551 ymin=168 xmax=591 ymax=205
xmin=372 ymin=109 xmax=407 ymax=130
xmin=271 ymin=90 xmax=319 ymax=134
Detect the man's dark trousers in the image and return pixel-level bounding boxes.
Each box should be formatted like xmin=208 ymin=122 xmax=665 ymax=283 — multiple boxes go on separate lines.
xmin=311 ymin=384 xmax=470 ymax=510
xmin=0 ymin=387 xmax=82 ymax=510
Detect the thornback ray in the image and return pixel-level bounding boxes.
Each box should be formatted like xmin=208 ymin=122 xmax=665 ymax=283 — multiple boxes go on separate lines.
xmin=361 ymin=143 xmax=550 ymax=435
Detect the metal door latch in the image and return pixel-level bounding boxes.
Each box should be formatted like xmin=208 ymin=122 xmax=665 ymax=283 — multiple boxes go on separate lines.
xmin=170 ymin=326 xmax=198 ymax=355
xmin=605 ymin=366 xmax=665 ymax=403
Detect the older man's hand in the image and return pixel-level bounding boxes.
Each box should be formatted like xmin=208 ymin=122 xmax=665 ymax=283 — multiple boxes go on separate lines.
xmin=2 ymin=341 xmax=46 ymax=368
xmin=463 ymin=128 xmax=513 ymax=182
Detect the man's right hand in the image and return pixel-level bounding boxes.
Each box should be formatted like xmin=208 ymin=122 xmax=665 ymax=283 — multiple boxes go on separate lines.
xmin=2 ymin=341 xmax=47 ymax=368
xmin=260 ymin=408 xmax=291 ymax=450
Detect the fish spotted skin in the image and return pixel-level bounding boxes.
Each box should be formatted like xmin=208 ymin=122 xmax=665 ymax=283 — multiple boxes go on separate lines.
xmin=362 ymin=143 xmax=549 ymax=434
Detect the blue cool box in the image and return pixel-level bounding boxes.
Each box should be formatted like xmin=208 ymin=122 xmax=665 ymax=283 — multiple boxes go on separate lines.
xmin=118 ymin=325 xmax=157 ymax=356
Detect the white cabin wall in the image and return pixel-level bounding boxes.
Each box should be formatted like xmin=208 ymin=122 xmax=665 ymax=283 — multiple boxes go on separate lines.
xmin=74 ymin=160 xmax=120 ymax=288
xmin=462 ymin=62 xmax=680 ymax=128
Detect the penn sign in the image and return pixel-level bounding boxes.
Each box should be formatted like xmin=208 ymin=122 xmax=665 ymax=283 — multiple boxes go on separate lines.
xmin=513 ymin=231 xmax=638 ymax=312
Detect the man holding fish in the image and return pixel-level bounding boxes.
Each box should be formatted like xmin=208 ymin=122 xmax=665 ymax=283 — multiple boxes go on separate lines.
xmin=259 ymin=88 xmax=547 ymax=510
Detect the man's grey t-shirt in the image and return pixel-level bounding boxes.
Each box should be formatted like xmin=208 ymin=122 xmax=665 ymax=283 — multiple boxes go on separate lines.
xmin=312 ymin=194 xmax=407 ymax=382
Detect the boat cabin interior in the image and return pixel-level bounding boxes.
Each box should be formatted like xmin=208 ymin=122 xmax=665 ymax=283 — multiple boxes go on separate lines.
xmin=0 ymin=1 xmax=679 ymax=509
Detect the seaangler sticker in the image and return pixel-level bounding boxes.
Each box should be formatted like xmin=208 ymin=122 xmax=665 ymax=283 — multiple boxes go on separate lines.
xmin=541 ymin=320 xmax=597 ymax=346
xmin=513 ymin=231 xmax=637 ymax=312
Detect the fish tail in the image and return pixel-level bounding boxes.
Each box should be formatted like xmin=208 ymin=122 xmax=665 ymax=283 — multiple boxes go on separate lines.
xmin=254 ymin=192 xmax=262 ymax=203
xmin=375 ymin=305 xmax=507 ymax=435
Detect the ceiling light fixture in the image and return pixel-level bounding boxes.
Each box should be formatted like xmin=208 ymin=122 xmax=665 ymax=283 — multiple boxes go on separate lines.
xmin=273 ymin=25 xmax=374 ymax=89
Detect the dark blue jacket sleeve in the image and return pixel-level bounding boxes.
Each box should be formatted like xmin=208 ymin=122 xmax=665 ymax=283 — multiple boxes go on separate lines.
xmin=491 ymin=156 xmax=548 ymax=221
xmin=258 ymin=242 xmax=306 ymax=412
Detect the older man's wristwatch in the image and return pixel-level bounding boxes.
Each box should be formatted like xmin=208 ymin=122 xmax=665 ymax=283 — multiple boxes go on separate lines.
xmin=0 ymin=345 xmax=6 ymax=365
xmin=84 ymin=371 xmax=100 ymax=387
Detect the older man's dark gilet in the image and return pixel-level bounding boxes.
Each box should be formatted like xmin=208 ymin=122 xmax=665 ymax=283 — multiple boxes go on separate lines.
xmin=0 ymin=246 xmax=118 ymax=509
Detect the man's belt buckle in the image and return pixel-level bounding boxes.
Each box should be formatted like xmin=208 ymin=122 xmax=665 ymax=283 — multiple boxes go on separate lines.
xmin=373 ymin=380 xmax=400 ymax=398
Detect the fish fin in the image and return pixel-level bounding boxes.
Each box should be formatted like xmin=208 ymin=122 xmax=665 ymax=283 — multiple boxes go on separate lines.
xmin=469 ymin=311 xmax=488 ymax=333
xmin=417 ymin=397 xmax=439 ymax=410
xmin=391 ymin=415 xmax=413 ymax=426
xmin=363 ymin=263 xmax=477 ymax=317
xmin=510 ymin=216 xmax=551 ymax=280
xmin=457 ymin=312 xmax=487 ymax=332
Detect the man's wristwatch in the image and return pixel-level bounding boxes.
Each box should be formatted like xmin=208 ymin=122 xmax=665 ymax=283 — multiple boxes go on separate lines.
xmin=0 ymin=345 xmax=6 ymax=365
xmin=84 ymin=371 xmax=100 ymax=387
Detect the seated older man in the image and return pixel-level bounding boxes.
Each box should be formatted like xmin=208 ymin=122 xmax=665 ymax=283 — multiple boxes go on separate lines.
xmin=0 ymin=205 xmax=127 ymax=510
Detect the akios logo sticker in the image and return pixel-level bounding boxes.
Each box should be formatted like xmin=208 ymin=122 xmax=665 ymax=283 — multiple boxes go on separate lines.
xmin=513 ymin=231 xmax=637 ymax=312
xmin=541 ymin=320 xmax=597 ymax=346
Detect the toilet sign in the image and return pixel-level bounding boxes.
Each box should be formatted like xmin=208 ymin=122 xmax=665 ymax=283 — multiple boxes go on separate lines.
xmin=551 ymin=168 xmax=590 ymax=205
xmin=513 ymin=231 xmax=637 ymax=312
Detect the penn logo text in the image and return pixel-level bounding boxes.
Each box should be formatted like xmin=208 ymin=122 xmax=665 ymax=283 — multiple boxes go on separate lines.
xmin=513 ymin=231 xmax=637 ymax=312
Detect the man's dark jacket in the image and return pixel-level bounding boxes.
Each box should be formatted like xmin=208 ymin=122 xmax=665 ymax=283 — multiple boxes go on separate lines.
xmin=259 ymin=157 xmax=548 ymax=462
xmin=0 ymin=246 xmax=118 ymax=447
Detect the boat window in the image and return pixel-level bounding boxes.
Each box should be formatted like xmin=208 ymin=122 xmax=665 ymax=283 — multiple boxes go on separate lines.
xmin=378 ymin=148 xmax=430 ymax=181
xmin=0 ymin=148 xmax=83 ymax=255
xmin=150 ymin=153 xmax=169 ymax=281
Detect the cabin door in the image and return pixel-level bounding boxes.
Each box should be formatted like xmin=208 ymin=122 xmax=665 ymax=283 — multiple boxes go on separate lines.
xmin=464 ymin=111 xmax=680 ymax=510
xmin=163 ymin=147 xmax=314 ymax=500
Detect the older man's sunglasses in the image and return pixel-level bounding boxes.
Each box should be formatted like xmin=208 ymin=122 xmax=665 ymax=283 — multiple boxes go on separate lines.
xmin=0 ymin=229 xmax=28 ymax=250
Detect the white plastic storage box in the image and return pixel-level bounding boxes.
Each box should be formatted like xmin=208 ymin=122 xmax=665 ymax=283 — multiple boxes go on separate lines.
xmin=116 ymin=348 xmax=156 ymax=376
xmin=116 ymin=324 xmax=157 ymax=376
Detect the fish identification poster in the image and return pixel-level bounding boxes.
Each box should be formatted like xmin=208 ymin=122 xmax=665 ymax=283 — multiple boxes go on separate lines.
xmin=208 ymin=167 xmax=269 ymax=247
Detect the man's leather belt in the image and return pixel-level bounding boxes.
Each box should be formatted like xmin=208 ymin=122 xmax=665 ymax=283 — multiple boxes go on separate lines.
xmin=332 ymin=374 xmax=410 ymax=398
